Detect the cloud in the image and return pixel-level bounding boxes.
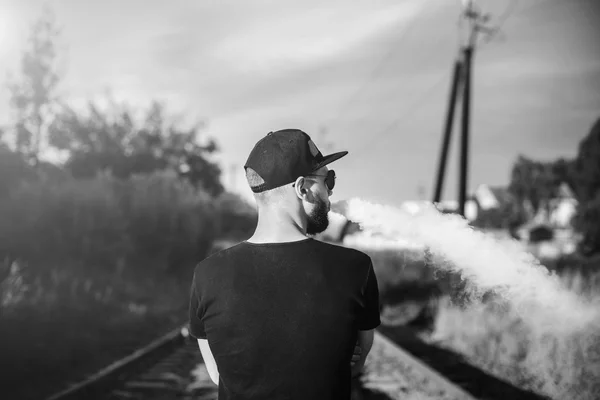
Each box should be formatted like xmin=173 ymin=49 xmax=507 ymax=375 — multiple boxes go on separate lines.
xmin=208 ymin=1 xmax=424 ymax=75
xmin=2 ymin=0 xmax=599 ymax=203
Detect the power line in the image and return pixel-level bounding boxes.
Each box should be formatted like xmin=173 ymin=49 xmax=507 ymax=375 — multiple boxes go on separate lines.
xmin=541 ymin=0 xmax=593 ymax=111
xmin=495 ymin=0 xmax=520 ymax=29
xmin=336 ymin=0 xmax=558 ymax=163
xmin=324 ymin=0 xmax=435 ymax=131
xmin=351 ymin=72 xmax=450 ymax=159
xmin=481 ymin=0 xmax=594 ymax=112
xmin=480 ymin=0 xmax=519 ymax=46
xmin=513 ymin=0 xmax=561 ymax=17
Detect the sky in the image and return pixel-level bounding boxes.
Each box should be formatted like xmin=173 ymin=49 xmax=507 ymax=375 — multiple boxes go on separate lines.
xmin=0 ymin=0 xmax=599 ymax=207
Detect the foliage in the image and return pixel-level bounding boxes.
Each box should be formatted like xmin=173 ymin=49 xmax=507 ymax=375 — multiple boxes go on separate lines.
xmin=0 ymin=8 xmax=255 ymax=398
xmin=359 ymin=244 xmax=600 ymax=400
xmin=117 ymin=170 xmax=220 ymax=275
xmin=213 ymin=191 xmax=258 ymax=240
xmin=572 ymin=192 xmax=600 ymax=256
xmin=0 ymin=169 xmax=238 ymax=276
xmin=6 ymin=5 xmax=61 ymax=164
xmin=504 ymin=116 xmax=600 ymax=254
xmin=4 ymin=6 xmax=225 ymax=199
xmin=570 ymin=118 xmax=600 ymax=205
xmin=0 ymin=171 xmax=132 ymax=271
xmin=433 ymin=295 xmax=600 ymax=400
xmin=0 ymin=146 xmax=38 ymax=197
xmin=0 ymin=258 xmax=188 ymax=400
xmin=508 ymin=155 xmax=564 ymax=215
xmin=569 ymin=117 xmax=600 ymax=255
xmin=47 ymin=99 xmax=225 ymax=196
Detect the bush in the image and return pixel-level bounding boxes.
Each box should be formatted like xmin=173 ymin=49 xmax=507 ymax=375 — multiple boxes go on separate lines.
xmin=432 ymin=293 xmax=600 ymax=400
xmin=117 ymin=170 xmax=219 ymax=275
xmin=573 ymin=192 xmax=600 ymax=256
xmin=0 ymin=169 xmax=225 ymax=277
xmin=212 ymin=191 xmax=257 ymax=240
xmin=0 ymin=172 xmax=130 ymax=271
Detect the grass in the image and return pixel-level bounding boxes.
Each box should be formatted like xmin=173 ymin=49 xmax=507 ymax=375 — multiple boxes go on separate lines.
xmin=348 ymin=240 xmax=600 ymax=400
xmin=427 ymin=266 xmax=600 ymax=400
xmin=0 ymin=169 xmax=254 ymax=399
xmin=0 ymin=261 xmax=190 ymax=400
xmin=3 ymin=217 xmax=595 ymax=400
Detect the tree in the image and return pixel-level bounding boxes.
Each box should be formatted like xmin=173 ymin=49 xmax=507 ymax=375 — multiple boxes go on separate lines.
xmin=48 ymin=99 xmax=225 ymax=196
xmin=6 ymin=5 xmax=61 ymax=166
xmin=573 ymin=192 xmax=600 ymax=255
xmin=570 ymin=116 xmax=600 ymax=255
xmin=570 ymin=117 xmax=600 ymax=204
xmin=0 ymin=147 xmax=38 ymax=198
xmin=508 ymin=155 xmax=562 ymax=216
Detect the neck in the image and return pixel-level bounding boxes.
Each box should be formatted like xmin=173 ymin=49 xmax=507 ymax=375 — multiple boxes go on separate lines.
xmin=250 ymin=208 xmax=307 ymax=242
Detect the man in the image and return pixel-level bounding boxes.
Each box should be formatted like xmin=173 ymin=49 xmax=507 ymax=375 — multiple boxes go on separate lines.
xmin=189 ymin=128 xmax=381 ymax=399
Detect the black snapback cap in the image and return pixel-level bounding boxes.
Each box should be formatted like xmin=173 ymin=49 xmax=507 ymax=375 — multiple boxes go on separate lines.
xmin=243 ymin=128 xmax=348 ymax=193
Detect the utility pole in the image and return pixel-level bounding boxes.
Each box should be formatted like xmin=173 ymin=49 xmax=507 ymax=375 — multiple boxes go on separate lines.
xmin=433 ymin=59 xmax=463 ymax=204
xmin=432 ymin=0 xmax=491 ymax=217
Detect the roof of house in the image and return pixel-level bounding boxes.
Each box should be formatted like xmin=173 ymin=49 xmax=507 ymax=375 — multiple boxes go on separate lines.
xmin=556 ymin=182 xmax=576 ymax=200
xmin=473 ymin=184 xmax=512 ymax=209
xmin=488 ymin=186 xmax=512 ymax=204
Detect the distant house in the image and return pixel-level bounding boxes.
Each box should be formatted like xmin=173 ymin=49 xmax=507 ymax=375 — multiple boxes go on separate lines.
xmin=472 ymin=183 xmax=577 ymax=229
xmin=519 ymin=182 xmax=578 ymax=229
xmin=472 ymin=185 xmax=513 ymax=211
xmin=519 ymin=182 xmax=579 ymax=255
xmin=548 ymin=182 xmax=577 ymax=228
xmin=436 ymin=185 xmax=513 ymax=222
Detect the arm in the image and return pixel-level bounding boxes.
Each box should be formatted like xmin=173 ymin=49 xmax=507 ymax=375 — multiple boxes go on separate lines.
xmin=198 ymin=338 xmax=220 ymax=385
xmin=351 ymin=329 xmax=374 ymax=377
xmin=189 ymin=274 xmax=219 ymax=385
xmin=352 ymin=259 xmax=380 ymax=377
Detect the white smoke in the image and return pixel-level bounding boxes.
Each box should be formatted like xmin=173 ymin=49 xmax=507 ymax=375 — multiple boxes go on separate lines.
xmin=344 ymin=197 xmax=598 ymax=333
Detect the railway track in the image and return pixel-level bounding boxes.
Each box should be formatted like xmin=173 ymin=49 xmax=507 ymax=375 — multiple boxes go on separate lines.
xmin=43 ymin=325 xmax=552 ymax=400
xmin=43 ymin=326 xmax=188 ymax=400
xmin=377 ymin=325 xmax=552 ymax=400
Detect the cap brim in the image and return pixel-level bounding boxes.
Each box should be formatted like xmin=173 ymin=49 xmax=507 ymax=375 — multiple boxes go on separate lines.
xmin=313 ymin=151 xmax=348 ymax=171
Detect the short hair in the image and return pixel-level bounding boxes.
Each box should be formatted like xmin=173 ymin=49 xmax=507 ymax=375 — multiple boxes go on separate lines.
xmin=245 ymin=167 xmax=266 ymax=190
xmin=245 ymin=167 xmax=288 ymax=206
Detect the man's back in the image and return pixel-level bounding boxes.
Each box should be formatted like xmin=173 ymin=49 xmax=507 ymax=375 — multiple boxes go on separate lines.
xmin=189 ymin=237 xmax=380 ymax=400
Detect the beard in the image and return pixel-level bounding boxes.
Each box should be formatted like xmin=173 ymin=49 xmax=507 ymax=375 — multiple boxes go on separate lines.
xmin=306 ymin=195 xmax=330 ymax=235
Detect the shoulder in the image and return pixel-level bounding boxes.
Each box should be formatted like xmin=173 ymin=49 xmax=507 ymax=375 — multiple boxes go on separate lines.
xmin=313 ymin=239 xmax=372 ymax=267
xmin=193 ymin=242 xmax=243 ymax=277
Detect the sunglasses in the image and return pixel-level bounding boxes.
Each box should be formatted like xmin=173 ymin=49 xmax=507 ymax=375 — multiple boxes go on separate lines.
xmin=292 ymin=170 xmax=336 ymax=191
xmin=306 ymin=170 xmax=336 ymax=191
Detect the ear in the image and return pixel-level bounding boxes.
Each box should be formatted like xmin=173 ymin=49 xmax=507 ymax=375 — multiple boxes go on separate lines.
xmin=293 ymin=177 xmax=308 ymax=199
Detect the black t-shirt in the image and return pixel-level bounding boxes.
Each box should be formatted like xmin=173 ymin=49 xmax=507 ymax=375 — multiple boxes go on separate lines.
xmin=188 ymin=237 xmax=380 ymax=400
